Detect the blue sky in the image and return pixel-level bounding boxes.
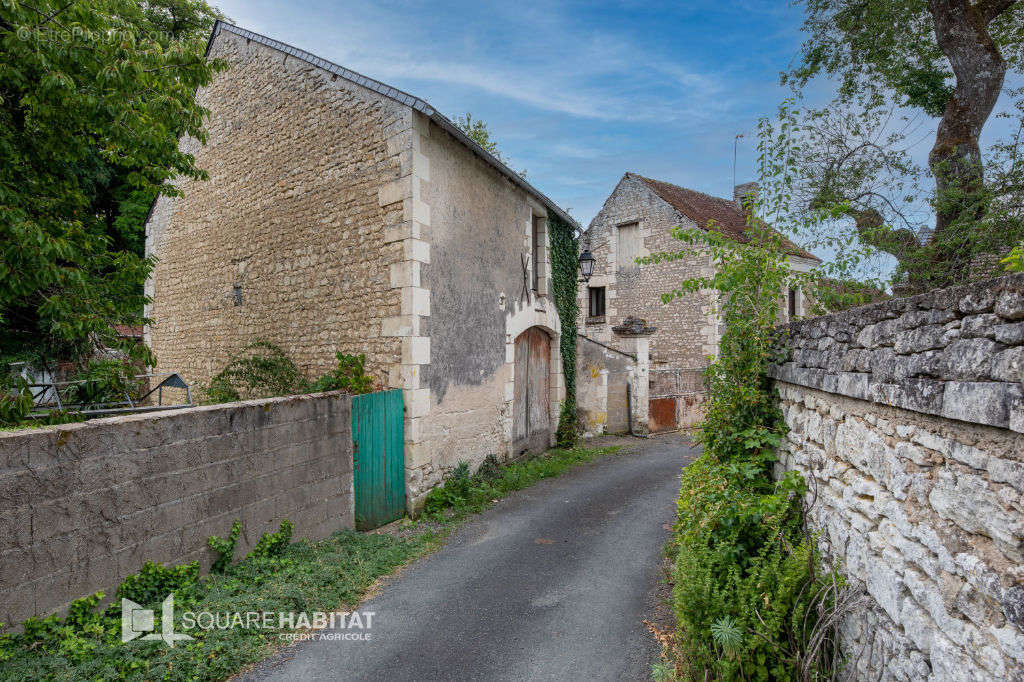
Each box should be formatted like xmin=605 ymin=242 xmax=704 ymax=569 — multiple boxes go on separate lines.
xmin=212 ymin=0 xmax=1020 ymax=246
xmin=213 ymin=0 xmax=812 ymax=226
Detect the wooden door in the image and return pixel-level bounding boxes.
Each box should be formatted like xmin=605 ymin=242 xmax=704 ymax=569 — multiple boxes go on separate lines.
xmin=352 ymin=389 xmax=405 ymax=530
xmin=512 ymin=327 xmax=551 ymax=456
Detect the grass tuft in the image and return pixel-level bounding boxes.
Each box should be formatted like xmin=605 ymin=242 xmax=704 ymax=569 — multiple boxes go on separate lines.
xmin=0 ymin=530 xmax=441 ymax=681
xmin=0 ymin=444 xmax=621 ymax=681
xmin=422 ymin=445 xmax=621 ymax=518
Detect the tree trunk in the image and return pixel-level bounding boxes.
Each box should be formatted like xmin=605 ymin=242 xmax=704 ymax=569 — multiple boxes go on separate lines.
xmin=848 ymin=206 xmax=919 ymax=257
xmin=927 ymin=1 xmax=1011 ymax=254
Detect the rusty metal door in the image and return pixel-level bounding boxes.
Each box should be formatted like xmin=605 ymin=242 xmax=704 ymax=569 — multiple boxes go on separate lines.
xmin=649 ymin=397 xmax=678 ymax=433
xmin=513 ymin=327 xmax=551 ymax=455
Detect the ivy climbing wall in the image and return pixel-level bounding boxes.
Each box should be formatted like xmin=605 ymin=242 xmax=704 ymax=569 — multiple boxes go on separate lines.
xmin=548 ymin=214 xmax=580 ymax=445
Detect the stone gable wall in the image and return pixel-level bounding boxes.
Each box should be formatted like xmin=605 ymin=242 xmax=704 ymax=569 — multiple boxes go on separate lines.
xmin=578 ymin=175 xmax=719 ymax=369
xmin=770 ymin=274 xmax=1024 ymax=681
xmin=146 ymin=30 xmax=407 ymax=388
xmin=0 ymin=393 xmax=353 ymax=629
xmin=406 ymin=115 xmax=563 ymax=504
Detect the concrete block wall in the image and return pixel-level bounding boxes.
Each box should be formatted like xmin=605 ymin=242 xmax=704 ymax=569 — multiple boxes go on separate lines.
xmin=770 ymin=274 xmax=1024 ymax=680
xmin=0 ymin=392 xmax=353 ymax=628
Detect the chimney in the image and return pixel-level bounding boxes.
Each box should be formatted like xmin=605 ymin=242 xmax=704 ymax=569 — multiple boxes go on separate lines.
xmin=734 ymin=182 xmax=760 ymax=212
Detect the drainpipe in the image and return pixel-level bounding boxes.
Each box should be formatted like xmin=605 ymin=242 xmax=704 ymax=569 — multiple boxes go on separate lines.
xmin=626 ymin=381 xmax=648 ymax=439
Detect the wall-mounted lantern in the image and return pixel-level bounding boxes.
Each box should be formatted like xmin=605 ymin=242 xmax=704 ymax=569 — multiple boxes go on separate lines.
xmin=578 ymin=249 xmax=595 ymax=283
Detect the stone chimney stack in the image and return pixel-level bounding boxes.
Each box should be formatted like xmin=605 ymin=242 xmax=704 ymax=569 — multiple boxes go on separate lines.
xmin=734 ymin=182 xmax=760 ymax=212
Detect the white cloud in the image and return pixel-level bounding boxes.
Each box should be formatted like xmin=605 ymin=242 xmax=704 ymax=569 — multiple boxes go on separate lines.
xmin=208 ymin=0 xmax=803 ymax=226
xmin=227 ymin=0 xmax=738 ymax=124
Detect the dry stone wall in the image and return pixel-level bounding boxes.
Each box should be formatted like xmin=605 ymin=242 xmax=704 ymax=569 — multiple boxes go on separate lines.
xmin=769 ymin=274 xmax=1024 ymax=681
xmin=0 ymin=392 xmax=353 ymax=628
xmin=772 ymin=274 xmax=1024 ymax=430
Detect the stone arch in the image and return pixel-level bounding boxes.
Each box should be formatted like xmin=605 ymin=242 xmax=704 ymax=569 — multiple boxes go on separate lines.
xmin=502 ymin=299 xmax=563 ymax=455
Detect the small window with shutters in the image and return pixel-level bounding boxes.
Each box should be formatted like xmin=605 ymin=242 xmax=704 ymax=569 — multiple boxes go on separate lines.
xmin=616 ymin=222 xmax=640 ymax=270
xmin=788 ymin=287 xmax=798 ymax=319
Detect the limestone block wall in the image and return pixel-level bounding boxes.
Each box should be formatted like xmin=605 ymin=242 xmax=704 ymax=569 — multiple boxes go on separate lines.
xmin=769 ymin=274 xmax=1024 ymax=681
xmin=146 ymin=28 xmax=406 ymax=388
xmin=578 ymin=174 xmax=720 ymax=369
xmin=0 ymin=392 xmax=353 ymax=629
xmin=577 ymin=363 xmax=609 ymax=438
xmin=411 ymin=115 xmax=563 ymax=506
xmin=577 ymin=335 xmax=636 ymax=435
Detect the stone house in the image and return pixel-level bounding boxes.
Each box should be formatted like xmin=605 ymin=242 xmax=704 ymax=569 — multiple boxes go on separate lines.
xmin=576 ymin=173 xmax=820 ymax=434
xmin=144 ymin=21 xmax=577 ymax=509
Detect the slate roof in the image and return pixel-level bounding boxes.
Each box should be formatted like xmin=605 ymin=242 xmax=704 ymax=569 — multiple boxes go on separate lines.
xmin=630 ymin=173 xmax=820 ymax=262
xmin=207 ymin=22 xmax=579 ymax=230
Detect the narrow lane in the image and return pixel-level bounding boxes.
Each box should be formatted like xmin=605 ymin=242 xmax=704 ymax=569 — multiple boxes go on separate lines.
xmin=249 ymin=435 xmax=695 ymax=682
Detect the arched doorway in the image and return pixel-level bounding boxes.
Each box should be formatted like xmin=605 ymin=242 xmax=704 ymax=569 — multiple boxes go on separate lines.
xmin=512 ymin=327 xmax=552 ymax=456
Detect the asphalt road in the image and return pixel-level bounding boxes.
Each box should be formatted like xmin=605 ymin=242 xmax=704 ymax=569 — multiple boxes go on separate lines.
xmin=248 ymin=434 xmax=695 ymax=682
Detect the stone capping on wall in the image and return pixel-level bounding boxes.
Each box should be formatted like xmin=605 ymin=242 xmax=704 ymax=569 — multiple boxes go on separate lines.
xmin=769 ymin=273 xmax=1024 ymax=432
xmin=0 ymin=391 xmax=354 ymax=627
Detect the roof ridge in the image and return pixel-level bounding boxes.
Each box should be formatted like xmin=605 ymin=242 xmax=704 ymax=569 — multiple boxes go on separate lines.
xmin=636 ymin=174 xmax=733 ymax=207
xmin=630 ymin=174 xmax=820 ymax=262
xmin=213 ymin=22 xmax=435 ymax=114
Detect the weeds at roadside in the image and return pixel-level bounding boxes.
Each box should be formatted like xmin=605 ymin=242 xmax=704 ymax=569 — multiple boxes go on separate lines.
xmin=421 ymin=445 xmax=622 ymax=519
xmin=0 ymin=526 xmax=441 ymax=681
xmin=0 ymin=444 xmax=621 ymax=680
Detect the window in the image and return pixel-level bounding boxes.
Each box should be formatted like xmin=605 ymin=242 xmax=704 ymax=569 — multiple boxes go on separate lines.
xmin=531 ymin=215 xmax=542 ymax=292
xmin=588 ymin=286 xmax=606 ymax=318
xmin=788 ymin=287 xmax=798 ymax=319
xmin=616 ymin=222 xmax=640 ymax=270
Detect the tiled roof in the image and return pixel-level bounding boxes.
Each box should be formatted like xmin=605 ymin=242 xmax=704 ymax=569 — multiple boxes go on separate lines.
xmin=208 ymin=22 xmax=579 ymax=230
xmin=631 ymin=174 xmax=820 ymax=262
xmin=113 ymin=324 xmax=144 ymax=338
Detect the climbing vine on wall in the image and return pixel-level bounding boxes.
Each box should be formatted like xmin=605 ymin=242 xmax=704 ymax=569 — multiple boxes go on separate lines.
xmin=548 ymin=214 xmax=579 ymax=446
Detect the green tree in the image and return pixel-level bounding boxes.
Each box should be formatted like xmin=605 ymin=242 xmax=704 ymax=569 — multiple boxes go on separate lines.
xmin=641 ymin=110 xmax=853 ymax=680
xmin=0 ymin=0 xmax=225 ymax=367
xmin=453 ymin=113 xmax=500 ymax=157
xmin=452 ymin=112 xmax=526 ymax=176
xmin=786 ymin=0 xmax=1024 ymax=289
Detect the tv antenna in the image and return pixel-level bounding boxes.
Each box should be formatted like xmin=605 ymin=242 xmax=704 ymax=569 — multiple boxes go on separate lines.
xmin=733 ymin=133 xmax=745 ymax=189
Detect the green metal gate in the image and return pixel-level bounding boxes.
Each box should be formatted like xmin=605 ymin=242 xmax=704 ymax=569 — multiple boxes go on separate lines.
xmin=351 ymin=389 xmax=406 ymax=530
